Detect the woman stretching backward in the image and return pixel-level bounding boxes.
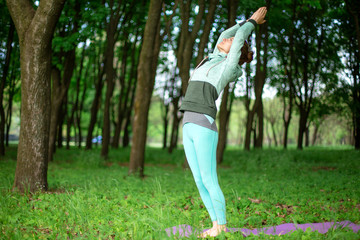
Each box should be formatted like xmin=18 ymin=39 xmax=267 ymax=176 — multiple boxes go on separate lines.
xmin=179 ymin=7 xmax=267 ymax=238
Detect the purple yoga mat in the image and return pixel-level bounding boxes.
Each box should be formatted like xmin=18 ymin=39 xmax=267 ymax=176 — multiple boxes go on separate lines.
xmin=165 ymin=221 xmax=360 ymax=237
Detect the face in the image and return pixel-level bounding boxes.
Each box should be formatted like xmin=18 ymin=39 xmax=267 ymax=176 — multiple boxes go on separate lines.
xmin=217 ymin=37 xmax=234 ymax=53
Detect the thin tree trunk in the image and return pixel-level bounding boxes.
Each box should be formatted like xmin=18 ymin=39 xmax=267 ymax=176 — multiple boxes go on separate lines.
xmin=122 ymin=40 xmax=141 ymax=148
xmin=217 ymin=85 xmax=230 ymax=163
xmin=195 ymin=0 xmax=218 ymax=64
xmin=49 ymin=52 xmax=75 ymax=161
xmin=162 ymin=104 xmax=169 ymax=149
xmin=344 ymin=0 xmax=360 ymax=149
xmin=266 ymin=121 xmax=272 ymax=147
xmin=283 ymin=94 xmax=293 ymax=149
xmin=177 ymin=0 xmax=206 ymax=96
xmin=67 ymin=45 xmax=86 ymax=148
xmin=270 ymin=121 xmax=278 ymax=146
xmin=128 ymin=0 xmax=163 ymax=176
xmin=168 ymin=96 xmax=180 ymax=153
xmin=243 ymin=62 xmax=252 ymax=150
xmin=57 ymin=99 xmax=66 ymax=148
xmin=122 ymin=79 xmax=136 ymax=148
xmin=76 ymin=59 xmax=89 ymax=148
xmin=49 ymin=1 xmax=80 ymax=160
xmin=112 ymin=32 xmax=130 ymax=148
xmin=0 ymin=20 xmax=14 ymax=156
xmin=5 ymin=55 xmax=17 ymax=146
xmin=297 ymin=108 xmax=307 ymax=150
xmin=101 ymin=1 xmax=123 ymax=158
xmin=85 ymin=51 xmax=105 ymax=149
xmin=311 ymin=122 xmax=320 ymax=145
xmin=7 ymin=0 xmax=65 ymax=192
xmin=255 ymin=99 xmax=264 ymax=148
xmin=305 ymin=123 xmax=310 ymax=147
xmin=216 ymin=0 xmax=237 ymax=162
xmin=244 ymin=1 xmax=270 ymax=150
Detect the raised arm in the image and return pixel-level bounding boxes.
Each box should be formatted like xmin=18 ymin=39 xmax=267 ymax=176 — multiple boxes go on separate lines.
xmin=220 ymin=7 xmax=267 ymax=81
xmin=225 ymin=21 xmax=256 ymax=68
xmin=213 ymin=23 xmax=242 ymax=55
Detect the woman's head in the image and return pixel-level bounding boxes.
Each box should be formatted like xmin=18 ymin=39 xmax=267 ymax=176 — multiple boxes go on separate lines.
xmin=239 ymin=41 xmax=253 ymax=65
xmin=217 ymin=38 xmax=253 ymax=65
xmin=217 ymin=37 xmax=234 ymax=53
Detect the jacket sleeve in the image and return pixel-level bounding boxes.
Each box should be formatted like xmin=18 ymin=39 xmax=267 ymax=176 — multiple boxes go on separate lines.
xmin=220 ymin=21 xmax=256 ymax=82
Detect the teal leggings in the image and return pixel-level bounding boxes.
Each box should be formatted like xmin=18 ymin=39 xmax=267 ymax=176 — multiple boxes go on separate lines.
xmin=182 ymin=122 xmax=226 ymax=225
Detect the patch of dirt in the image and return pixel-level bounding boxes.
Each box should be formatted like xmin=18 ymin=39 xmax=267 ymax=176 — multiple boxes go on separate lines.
xmin=275 ymin=203 xmax=297 ymax=214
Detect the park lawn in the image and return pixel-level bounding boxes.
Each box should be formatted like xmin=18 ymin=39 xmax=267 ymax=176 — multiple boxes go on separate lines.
xmin=0 ymin=145 xmax=360 ymax=239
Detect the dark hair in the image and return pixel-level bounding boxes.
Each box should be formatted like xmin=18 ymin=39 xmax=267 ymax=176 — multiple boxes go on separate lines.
xmin=239 ymin=41 xmax=253 ymax=65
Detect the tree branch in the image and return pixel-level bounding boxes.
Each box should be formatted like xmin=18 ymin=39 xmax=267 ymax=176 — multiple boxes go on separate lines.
xmin=6 ymin=0 xmax=35 ymax=39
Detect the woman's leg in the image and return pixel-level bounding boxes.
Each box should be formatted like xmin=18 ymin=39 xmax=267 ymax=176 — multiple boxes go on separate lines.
xmin=182 ymin=123 xmax=217 ymax=222
xmin=191 ymin=125 xmax=226 ymax=225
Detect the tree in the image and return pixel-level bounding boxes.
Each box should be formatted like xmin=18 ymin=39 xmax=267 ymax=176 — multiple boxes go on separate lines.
xmin=0 ymin=17 xmax=14 ymax=156
xmin=6 ymin=0 xmax=65 ymax=192
xmin=128 ymin=0 xmax=164 ymax=177
xmin=217 ymin=0 xmax=238 ymax=164
xmin=343 ymin=0 xmax=360 ymax=149
xmin=244 ymin=0 xmax=271 ymax=150
xmin=49 ymin=0 xmax=81 ymax=161
xmin=101 ymin=0 xmax=131 ymax=158
xmin=291 ymin=1 xmax=340 ymax=149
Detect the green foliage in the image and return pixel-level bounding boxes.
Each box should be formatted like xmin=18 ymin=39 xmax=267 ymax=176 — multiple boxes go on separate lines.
xmin=1 ymin=146 xmax=359 ymax=239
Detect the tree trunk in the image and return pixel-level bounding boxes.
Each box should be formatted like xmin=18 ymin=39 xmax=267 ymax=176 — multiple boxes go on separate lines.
xmin=49 ymin=51 xmax=75 ymax=161
xmin=217 ymin=85 xmax=230 ymax=163
xmin=121 ymin=30 xmax=141 ymax=148
xmin=297 ymin=108 xmax=307 ymax=150
xmin=345 ymin=0 xmax=360 ymax=149
xmin=76 ymin=60 xmax=89 ymax=148
xmin=244 ymin=1 xmax=270 ymax=150
xmin=270 ymin=121 xmax=278 ymax=146
xmin=255 ymin=99 xmax=264 ymax=148
xmin=85 ymin=58 xmax=105 ymax=149
xmin=57 ymin=99 xmax=66 ymax=148
xmin=177 ymin=0 xmax=206 ymax=95
xmin=0 ymin=20 xmax=14 ymax=156
xmin=168 ymin=97 xmax=181 ymax=153
xmin=216 ymin=0 xmax=237 ymax=163
xmin=5 ymin=54 xmax=18 ymax=147
xmin=66 ymin=45 xmax=86 ymax=148
xmin=101 ymin=1 xmax=123 ymax=158
xmin=311 ymin=122 xmax=320 ymax=145
xmin=7 ymin=0 xmax=65 ymax=192
xmin=162 ymin=103 xmax=169 ymax=149
xmin=305 ymin=124 xmax=310 ymax=147
xmin=282 ymin=94 xmax=293 ymax=149
xmin=112 ymin=33 xmax=130 ymax=148
xmin=128 ymin=0 xmax=163 ymax=177
xmin=195 ymin=0 xmax=218 ymax=64
xmin=266 ymin=121 xmax=272 ymax=147
xmin=49 ymin=0 xmax=80 ymax=160
xmin=122 ymin=81 xmax=136 ymax=148
xmin=243 ymin=63 xmax=252 ymax=150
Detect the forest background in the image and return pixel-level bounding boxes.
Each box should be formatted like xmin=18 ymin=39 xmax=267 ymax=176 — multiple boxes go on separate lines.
xmin=0 ymin=0 xmax=359 ymax=192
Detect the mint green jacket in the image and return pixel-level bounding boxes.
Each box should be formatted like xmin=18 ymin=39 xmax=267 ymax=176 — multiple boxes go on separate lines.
xmin=180 ymin=20 xmax=256 ymax=119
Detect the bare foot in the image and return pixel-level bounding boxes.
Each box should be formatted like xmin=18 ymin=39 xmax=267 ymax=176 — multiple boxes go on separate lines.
xmin=198 ymin=225 xmax=228 ymax=238
xmin=198 ymin=228 xmax=212 ymax=238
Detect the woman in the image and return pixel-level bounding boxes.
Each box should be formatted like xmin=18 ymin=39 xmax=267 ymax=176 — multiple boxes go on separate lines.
xmin=179 ymin=7 xmax=267 ymax=238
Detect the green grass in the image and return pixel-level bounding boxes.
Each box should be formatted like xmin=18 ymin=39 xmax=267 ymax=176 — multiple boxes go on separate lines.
xmin=1 ymin=145 xmax=360 ymax=239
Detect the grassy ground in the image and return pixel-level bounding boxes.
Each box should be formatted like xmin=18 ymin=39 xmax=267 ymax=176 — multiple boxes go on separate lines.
xmin=0 ymin=145 xmax=359 ymax=239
